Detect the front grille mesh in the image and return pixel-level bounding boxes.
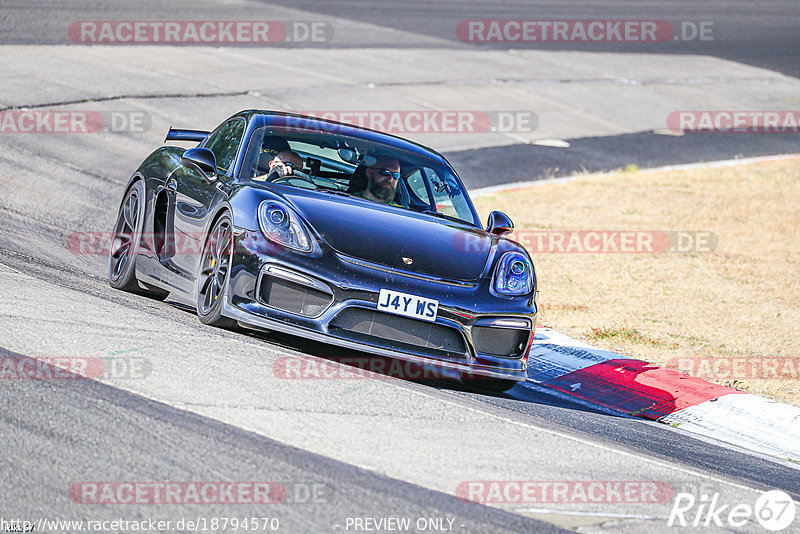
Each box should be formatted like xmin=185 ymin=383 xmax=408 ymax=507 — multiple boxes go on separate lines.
xmin=471 ymin=326 xmax=529 ymax=358
xmin=329 ymin=308 xmax=466 ymax=355
xmin=259 ymin=276 xmax=332 ymax=317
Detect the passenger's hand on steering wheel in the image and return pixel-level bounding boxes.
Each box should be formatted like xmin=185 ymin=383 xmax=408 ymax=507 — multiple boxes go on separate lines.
xmin=266 ymin=168 xmax=316 ymax=188
xmin=268 ymin=160 xmax=295 ymax=178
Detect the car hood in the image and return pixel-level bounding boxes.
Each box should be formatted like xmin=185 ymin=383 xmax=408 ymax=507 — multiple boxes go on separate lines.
xmin=282 ymin=189 xmax=494 ymax=281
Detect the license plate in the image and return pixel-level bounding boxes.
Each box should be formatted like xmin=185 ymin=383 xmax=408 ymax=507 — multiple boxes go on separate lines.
xmin=377 ymin=289 xmax=438 ymax=322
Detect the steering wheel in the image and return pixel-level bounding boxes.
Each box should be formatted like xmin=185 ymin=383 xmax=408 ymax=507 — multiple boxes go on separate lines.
xmin=266 ymin=171 xmax=317 ymax=188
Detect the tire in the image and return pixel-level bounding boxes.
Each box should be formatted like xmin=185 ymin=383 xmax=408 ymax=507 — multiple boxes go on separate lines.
xmin=108 ymin=180 xmax=169 ymax=300
xmin=196 ymin=212 xmax=237 ymax=328
xmin=459 ymin=374 xmax=518 ymax=393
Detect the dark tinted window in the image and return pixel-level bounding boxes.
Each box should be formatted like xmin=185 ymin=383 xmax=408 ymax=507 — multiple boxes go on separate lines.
xmin=239 ymin=124 xmax=479 ymax=226
xmin=204 ymin=119 xmax=245 ymax=174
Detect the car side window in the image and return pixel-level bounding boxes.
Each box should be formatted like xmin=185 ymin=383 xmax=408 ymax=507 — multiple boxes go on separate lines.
xmin=404 ymin=168 xmax=432 ymax=206
xmin=426 ymin=168 xmax=470 ymax=218
xmin=204 ymin=119 xmax=246 ymax=175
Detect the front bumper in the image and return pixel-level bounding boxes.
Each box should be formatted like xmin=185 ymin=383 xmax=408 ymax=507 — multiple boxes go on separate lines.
xmin=226 ymin=229 xmax=537 ymax=381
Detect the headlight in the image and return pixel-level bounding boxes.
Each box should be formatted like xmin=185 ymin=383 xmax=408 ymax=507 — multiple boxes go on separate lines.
xmin=493 ymin=251 xmax=533 ymax=297
xmin=257 ymin=201 xmax=312 ymax=252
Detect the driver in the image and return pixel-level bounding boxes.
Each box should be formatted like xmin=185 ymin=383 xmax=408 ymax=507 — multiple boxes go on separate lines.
xmin=353 ymin=156 xmax=401 ymax=204
xmin=254 ymin=149 xmax=304 ymax=182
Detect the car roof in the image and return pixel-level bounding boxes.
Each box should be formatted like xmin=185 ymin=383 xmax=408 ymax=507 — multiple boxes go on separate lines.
xmin=229 ymin=110 xmax=449 ymax=164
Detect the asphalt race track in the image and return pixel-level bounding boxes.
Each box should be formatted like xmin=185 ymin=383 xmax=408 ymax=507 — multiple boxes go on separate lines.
xmin=1 ymin=1 xmax=799 ymax=533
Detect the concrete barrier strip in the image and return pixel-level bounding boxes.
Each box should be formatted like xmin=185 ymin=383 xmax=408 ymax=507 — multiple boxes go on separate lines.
xmin=528 ymin=327 xmax=800 ymax=461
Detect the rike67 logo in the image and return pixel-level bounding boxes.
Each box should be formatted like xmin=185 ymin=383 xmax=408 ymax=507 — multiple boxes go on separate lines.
xmin=669 ymin=490 xmax=796 ymax=531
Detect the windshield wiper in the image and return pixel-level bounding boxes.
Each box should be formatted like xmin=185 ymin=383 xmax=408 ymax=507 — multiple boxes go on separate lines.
xmin=421 ymin=209 xmax=474 ymax=226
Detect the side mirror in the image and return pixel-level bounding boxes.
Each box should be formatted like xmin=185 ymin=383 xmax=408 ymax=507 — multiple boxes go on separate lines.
xmin=337 ymin=148 xmax=357 ymax=163
xmin=181 ymin=147 xmax=217 ymax=180
xmin=486 ymin=211 xmax=514 ymax=236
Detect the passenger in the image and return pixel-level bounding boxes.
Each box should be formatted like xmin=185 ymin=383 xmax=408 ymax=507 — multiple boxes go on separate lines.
xmin=261 ymin=136 xmax=290 ymax=159
xmin=254 ymin=149 xmax=304 ymax=181
xmin=268 ymin=149 xmax=304 ymax=177
xmin=352 ymin=156 xmax=401 ymax=204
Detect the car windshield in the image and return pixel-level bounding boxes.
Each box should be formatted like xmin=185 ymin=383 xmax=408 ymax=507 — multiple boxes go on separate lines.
xmin=239 ymin=124 xmax=479 ymax=227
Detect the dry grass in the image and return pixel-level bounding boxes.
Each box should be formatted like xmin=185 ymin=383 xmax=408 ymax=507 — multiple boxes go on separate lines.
xmin=472 ymin=157 xmax=800 ymax=405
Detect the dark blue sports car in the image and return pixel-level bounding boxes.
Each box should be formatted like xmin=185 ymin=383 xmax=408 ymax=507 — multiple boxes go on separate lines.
xmin=109 ymin=110 xmax=537 ymax=391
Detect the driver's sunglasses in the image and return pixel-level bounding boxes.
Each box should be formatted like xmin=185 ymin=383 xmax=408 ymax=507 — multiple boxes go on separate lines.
xmin=375 ymin=168 xmax=401 ymax=180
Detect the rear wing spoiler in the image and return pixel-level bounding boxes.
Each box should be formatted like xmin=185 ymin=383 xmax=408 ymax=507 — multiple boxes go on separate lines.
xmin=165 ymin=127 xmax=210 ymax=143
